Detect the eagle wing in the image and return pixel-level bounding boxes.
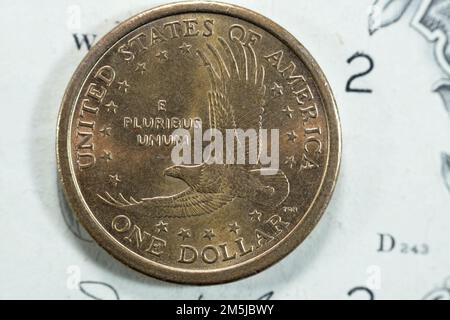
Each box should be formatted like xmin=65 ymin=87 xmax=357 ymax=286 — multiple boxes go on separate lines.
xmin=97 ymin=189 xmax=234 ymax=218
xmin=197 ymin=37 xmax=267 ymax=135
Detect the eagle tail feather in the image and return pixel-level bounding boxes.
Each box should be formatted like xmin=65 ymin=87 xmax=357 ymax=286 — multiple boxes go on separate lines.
xmin=249 ymin=169 xmax=290 ymax=207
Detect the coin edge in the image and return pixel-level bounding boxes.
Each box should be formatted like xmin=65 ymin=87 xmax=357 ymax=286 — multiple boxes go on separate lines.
xmin=56 ymin=1 xmax=342 ymax=285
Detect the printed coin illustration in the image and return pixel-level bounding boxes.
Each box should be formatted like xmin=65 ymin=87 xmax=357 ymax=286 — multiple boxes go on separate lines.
xmin=57 ymin=2 xmax=341 ymax=284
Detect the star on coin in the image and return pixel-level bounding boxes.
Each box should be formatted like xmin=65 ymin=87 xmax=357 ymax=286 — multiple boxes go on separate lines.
xmin=155 ymin=220 xmax=168 ymax=233
xmin=99 ymin=126 xmax=112 ymax=137
xmin=117 ymin=80 xmax=129 ymax=92
xmin=271 ymin=82 xmax=283 ymax=97
xmin=228 ymin=222 xmax=240 ymax=235
xmin=282 ymin=105 xmax=294 ymax=118
xmin=248 ymin=209 xmax=262 ymax=222
xmin=108 ymin=174 xmax=121 ymax=187
xmin=135 ymin=62 xmax=147 ymax=74
xmin=284 ymin=155 xmax=297 ymax=169
xmin=203 ymin=229 xmax=216 ymax=240
xmin=100 ymin=150 xmax=113 ymax=162
xmin=104 ymin=100 xmax=119 ymax=113
xmin=286 ymin=130 xmax=298 ymax=142
xmin=179 ymin=42 xmax=192 ymax=55
xmin=177 ymin=228 xmax=191 ymax=240
xmin=156 ymin=50 xmax=169 ymax=62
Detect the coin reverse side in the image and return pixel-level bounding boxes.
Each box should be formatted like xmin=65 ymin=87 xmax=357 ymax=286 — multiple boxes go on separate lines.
xmin=57 ymin=1 xmax=341 ymax=284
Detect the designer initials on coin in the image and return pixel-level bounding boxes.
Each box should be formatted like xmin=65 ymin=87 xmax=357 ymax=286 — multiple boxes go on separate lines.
xmin=57 ymin=2 xmax=341 ymax=284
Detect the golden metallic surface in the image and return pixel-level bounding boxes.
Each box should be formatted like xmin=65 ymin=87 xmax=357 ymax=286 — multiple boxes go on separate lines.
xmin=57 ymin=1 xmax=341 ymax=284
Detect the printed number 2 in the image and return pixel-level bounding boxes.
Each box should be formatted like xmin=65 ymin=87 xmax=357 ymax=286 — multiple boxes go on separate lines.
xmin=346 ymin=52 xmax=374 ymax=93
xmin=348 ymin=286 xmax=375 ymax=300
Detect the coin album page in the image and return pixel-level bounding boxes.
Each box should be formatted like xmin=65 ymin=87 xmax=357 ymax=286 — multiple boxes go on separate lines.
xmin=1 ymin=0 xmax=450 ymax=300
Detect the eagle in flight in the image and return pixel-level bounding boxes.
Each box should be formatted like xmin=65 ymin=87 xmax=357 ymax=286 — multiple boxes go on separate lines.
xmin=99 ymin=37 xmax=290 ymax=218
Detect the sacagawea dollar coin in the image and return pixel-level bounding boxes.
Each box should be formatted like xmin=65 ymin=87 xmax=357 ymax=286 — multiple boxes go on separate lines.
xmin=57 ymin=1 xmax=341 ymax=284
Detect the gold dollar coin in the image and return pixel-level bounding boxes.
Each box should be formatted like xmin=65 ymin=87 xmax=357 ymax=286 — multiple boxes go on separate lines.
xmin=57 ymin=1 xmax=341 ymax=284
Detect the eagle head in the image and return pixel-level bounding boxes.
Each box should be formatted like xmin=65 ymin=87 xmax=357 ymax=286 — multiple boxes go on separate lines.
xmin=163 ymin=164 xmax=204 ymax=188
xmin=163 ymin=165 xmax=183 ymax=179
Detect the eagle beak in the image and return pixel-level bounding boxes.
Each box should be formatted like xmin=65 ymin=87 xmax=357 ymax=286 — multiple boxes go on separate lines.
xmin=163 ymin=166 xmax=180 ymax=178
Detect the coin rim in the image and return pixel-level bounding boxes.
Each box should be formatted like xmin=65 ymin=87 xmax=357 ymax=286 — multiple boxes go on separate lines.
xmin=57 ymin=1 xmax=341 ymax=285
